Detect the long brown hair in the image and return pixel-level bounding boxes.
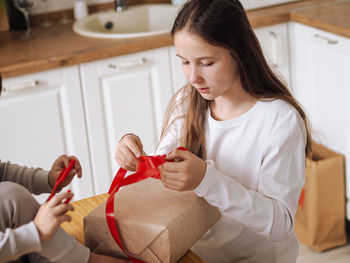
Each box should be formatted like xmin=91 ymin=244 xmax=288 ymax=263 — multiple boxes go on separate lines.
xmin=160 ymin=0 xmax=311 ymax=159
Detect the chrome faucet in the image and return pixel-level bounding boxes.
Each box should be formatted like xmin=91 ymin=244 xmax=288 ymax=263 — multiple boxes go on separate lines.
xmin=114 ymin=0 xmax=127 ymax=12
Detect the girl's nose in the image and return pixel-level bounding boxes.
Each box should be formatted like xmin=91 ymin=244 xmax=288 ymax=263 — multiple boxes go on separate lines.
xmin=189 ymin=66 xmax=201 ymax=84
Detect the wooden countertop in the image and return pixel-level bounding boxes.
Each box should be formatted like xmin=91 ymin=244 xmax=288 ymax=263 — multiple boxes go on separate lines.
xmin=290 ymin=0 xmax=350 ymax=38
xmin=0 ymin=0 xmax=348 ymax=79
xmin=0 ymin=26 xmax=173 ymax=78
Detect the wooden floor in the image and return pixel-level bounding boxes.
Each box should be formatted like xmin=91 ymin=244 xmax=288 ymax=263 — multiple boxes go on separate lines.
xmin=297 ymin=242 xmax=350 ymax=263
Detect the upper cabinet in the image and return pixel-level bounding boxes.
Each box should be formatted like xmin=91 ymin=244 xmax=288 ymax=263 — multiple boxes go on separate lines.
xmin=289 ymin=22 xmax=350 ymax=218
xmin=0 ymin=66 xmax=94 ymax=202
xmin=254 ymin=23 xmax=291 ymax=88
xmin=79 ymin=47 xmax=174 ymax=194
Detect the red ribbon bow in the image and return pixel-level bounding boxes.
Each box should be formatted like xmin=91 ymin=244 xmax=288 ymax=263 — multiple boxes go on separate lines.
xmin=106 ymin=147 xmax=187 ymax=263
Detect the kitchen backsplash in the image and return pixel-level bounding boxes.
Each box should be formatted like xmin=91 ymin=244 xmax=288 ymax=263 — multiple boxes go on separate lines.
xmin=240 ymin=0 xmax=302 ymax=10
xmin=29 ymin=0 xmax=170 ymax=26
xmin=33 ymin=0 xmax=116 ymax=14
xmin=32 ymin=0 xmax=304 ymax=14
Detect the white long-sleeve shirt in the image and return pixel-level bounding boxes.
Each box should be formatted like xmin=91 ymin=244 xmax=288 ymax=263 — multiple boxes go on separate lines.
xmin=155 ymin=99 xmax=306 ymax=263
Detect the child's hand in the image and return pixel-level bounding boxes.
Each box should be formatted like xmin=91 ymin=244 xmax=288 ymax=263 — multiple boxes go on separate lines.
xmin=48 ymin=155 xmax=82 ymax=189
xmin=115 ymin=134 xmax=144 ymax=171
xmin=34 ymin=191 xmax=74 ymax=241
xmin=159 ymin=148 xmax=207 ymax=191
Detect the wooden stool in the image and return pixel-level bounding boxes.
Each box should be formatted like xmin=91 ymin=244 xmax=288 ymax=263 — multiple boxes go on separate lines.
xmin=61 ymin=194 xmax=206 ymax=263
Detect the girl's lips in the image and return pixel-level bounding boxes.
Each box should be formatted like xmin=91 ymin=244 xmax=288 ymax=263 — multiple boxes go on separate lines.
xmin=197 ymin=88 xmax=209 ymax=93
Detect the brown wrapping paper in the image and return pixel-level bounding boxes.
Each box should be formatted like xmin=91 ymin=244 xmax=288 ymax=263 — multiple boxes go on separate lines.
xmin=84 ymin=178 xmax=221 ymax=263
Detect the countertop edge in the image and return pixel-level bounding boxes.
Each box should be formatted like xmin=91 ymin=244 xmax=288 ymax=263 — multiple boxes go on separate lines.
xmin=290 ymin=12 xmax=350 ymax=39
xmin=1 ymin=35 xmax=174 ymax=79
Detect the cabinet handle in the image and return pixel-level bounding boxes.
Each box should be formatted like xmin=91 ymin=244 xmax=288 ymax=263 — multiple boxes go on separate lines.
xmin=269 ymin=31 xmax=279 ymax=68
xmin=109 ymin=58 xmax=147 ymax=70
xmin=3 ymin=80 xmax=40 ymax=92
xmin=314 ymin=33 xmax=338 ymax=45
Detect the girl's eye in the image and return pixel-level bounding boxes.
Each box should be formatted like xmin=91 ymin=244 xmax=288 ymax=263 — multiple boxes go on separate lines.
xmin=182 ymin=61 xmax=189 ymax=65
xmin=201 ymin=62 xmax=214 ymax=67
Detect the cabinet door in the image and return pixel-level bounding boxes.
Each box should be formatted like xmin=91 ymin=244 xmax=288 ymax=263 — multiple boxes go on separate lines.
xmin=290 ymin=22 xmax=350 ymax=219
xmin=80 ymin=47 xmax=173 ymax=194
xmin=0 ymin=66 xmax=94 ymax=202
xmin=169 ymin=46 xmax=187 ymax=93
xmin=254 ymin=23 xmax=291 ymax=87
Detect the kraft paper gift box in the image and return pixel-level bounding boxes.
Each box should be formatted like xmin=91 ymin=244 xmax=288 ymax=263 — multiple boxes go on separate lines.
xmin=295 ymin=142 xmax=346 ymax=251
xmin=84 ymin=178 xmax=221 ymax=263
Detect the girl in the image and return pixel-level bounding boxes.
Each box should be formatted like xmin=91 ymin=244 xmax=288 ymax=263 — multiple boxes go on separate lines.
xmin=115 ymin=0 xmax=311 ymax=262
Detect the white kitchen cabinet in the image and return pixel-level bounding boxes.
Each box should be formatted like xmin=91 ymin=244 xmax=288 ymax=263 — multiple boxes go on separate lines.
xmin=0 ymin=66 xmax=94 ymax=202
xmin=80 ymin=47 xmax=174 ymax=194
xmin=254 ymin=23 xmax=291 ymax=88
xmin=169 ymin=46 xmax=187 ymax=93
xmin=290 ymin=22 xmax=350 ymax=219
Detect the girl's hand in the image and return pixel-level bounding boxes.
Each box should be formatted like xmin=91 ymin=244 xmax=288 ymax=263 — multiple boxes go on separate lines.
xmin=48 ymin=155 xmax=82 ymax=189
xmin=115 ymin=134 xmax=144 ymax=171
xmin=34 ymin=191 xmax=74 ymax=241
xmin=159 ymin=148 xmax=207 ymax=191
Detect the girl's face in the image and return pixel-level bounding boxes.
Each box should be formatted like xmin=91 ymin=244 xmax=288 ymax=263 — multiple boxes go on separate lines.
xmin=174 ymin=29 xmax=243 ymax=102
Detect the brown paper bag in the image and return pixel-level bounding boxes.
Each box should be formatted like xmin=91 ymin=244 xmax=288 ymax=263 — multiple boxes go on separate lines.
xmin=295 ymin=142 xmax=346 ymax=251
xmin=84 ymin=178 xmax=221 ymax=263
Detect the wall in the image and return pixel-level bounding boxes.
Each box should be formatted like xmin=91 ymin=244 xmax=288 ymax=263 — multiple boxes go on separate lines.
xmin=32 ymin=0 xmax=171 ymax=14
xmin=32 ymin=0 xmax=112 ymax=14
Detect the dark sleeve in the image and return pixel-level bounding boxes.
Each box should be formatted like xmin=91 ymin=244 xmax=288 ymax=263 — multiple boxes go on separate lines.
xmin=0 ymin=160 xmax=52 ymax=195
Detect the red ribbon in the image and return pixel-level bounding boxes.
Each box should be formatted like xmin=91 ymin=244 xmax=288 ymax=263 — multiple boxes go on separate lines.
xmin=47 ymin=159 xmax=76 ymax=202
xmin=105 ymin=147 xmax=186 ymax=263
xmin=298 ymin=188 xmax=305 ymax=210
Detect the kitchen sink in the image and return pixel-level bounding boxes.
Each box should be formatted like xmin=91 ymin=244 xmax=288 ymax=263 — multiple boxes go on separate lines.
xmin=72 ymin=4 xmax=180 ymax=39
